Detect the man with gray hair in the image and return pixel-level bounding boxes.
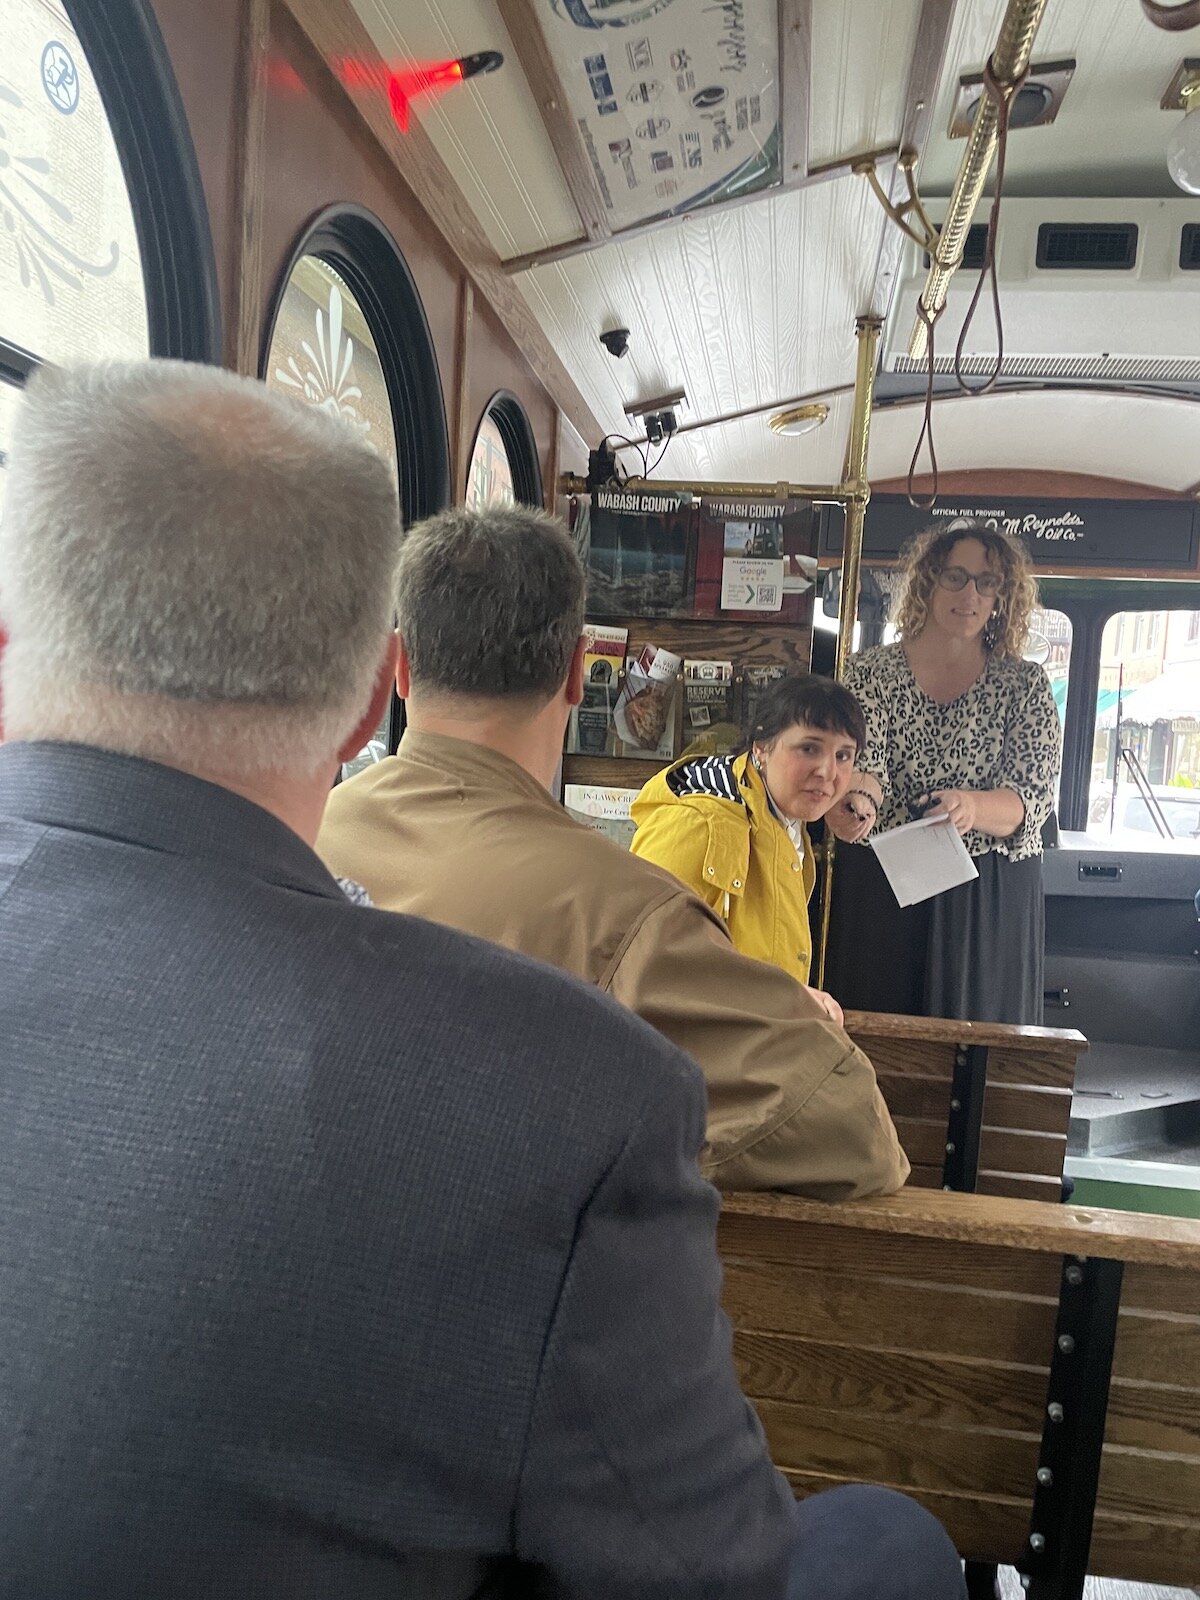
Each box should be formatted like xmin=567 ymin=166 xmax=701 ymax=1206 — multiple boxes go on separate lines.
xmin=319 ymin=504 xmax=909 ymax=1200
xmin=0 ymin=362 xmax=962 ymax=1600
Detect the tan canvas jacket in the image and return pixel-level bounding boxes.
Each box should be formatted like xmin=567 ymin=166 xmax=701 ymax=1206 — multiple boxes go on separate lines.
xmin=317 ymin=732 xmax=908 ymax=1200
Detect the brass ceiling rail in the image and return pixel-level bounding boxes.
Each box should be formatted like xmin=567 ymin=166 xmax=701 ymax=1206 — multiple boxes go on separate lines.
xmin=908 ymin=0 xmax=1051 ymax=361
xmin=558 ymin=474 xmax=867 ymax=505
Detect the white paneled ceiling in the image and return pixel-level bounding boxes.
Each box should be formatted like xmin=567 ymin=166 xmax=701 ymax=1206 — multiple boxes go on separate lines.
xmin=353 ymin=0 xmax=579 ymax=256
xmin=808 ymin=0 xmax=925 ymax=167
xmin=520 ymin=175 xmax=883 ymax=482
xmin=919 ymin=0 xmax=1193 ymax=198
xmin=866 ymin=390 xmax=1200 ymax=491
xmin=349 ymin=0 xmax=1200 ymax=492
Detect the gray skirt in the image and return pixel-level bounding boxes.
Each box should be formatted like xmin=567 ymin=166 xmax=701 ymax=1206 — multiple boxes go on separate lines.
xmin=823 ymin=842 xmax=1046 ymax=1026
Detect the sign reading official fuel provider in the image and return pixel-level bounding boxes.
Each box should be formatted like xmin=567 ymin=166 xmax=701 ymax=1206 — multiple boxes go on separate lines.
xmin=821 ymin=495 xmax=1200 ymax=571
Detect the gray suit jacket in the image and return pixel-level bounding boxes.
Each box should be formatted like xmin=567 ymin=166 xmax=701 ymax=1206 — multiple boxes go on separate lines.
xmin=0 ymin=742 xmax=794 ymax=1599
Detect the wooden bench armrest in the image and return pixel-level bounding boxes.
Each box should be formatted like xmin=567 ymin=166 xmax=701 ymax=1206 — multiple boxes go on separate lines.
xmin=720 ymin=1188 xmax=1200 ymax=1267
xmin=843 ymin=1010 xmax=1088 ymax=1057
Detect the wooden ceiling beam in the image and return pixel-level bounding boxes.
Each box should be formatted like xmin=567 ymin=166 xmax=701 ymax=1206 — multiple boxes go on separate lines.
xmin=493 ymin=0 xmax=610 ymax=244
xmin=778 ymin=0 xmax=813 ymax=187
xmin=276 ymin=0 xmax=602 ymax=447
xmin=865 ymin=0 xmax=960 ymax=321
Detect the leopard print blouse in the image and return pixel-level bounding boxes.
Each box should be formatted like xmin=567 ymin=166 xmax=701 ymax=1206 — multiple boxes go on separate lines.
xmin=842 ymin=642 xmax=1062 ymax=863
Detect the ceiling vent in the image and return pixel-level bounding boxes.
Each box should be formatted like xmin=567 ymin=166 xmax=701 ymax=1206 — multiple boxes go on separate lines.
xmin=882 ymin=199 xmax=1200 ymax=384
xmin=1035 ymin=222 xmax=1138 ymax=270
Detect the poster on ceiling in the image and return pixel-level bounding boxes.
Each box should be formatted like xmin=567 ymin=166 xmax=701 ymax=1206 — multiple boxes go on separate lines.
xmin=543 ymin=0 xmax=781 ymax=232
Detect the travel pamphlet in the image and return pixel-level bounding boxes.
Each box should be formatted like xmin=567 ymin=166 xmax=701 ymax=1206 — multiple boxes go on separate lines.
xmin=567 ymin=623 xmax=628 ymax=755
xmin=613 ymin=644 xmax=682 ymax=761
xmin=563 ymin=784 xmax=639 ymax=850
xmin=682 ymin=659 xmax=737 ymax=757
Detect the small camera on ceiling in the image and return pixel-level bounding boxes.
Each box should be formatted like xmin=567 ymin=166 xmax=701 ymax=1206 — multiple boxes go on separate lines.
xmin=599 ymin=327 xmax=630 ymax=358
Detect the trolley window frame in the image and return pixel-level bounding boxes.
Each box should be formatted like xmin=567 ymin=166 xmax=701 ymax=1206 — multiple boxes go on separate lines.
xmin=260 ymin=204 xmax=451 ymax=528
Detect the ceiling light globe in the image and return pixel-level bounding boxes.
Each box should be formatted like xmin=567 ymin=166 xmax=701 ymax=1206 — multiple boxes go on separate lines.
xmin=1167 ymin=95 xmax=1200 ymax=195
xmin=768 ymin=402 xmax=829 ymax=438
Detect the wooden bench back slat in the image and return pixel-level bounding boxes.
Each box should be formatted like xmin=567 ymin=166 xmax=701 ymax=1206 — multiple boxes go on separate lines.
xmin=880 ymin=1074 xmax=1073 ymax=1136
xmin=719 ymin=1189 xmax=1200 ymax=1587
xmin=892 ymin=1117 xmax=1067 ymax=1178
xmin=723 ymin=1260 xmax=1058 ymax=1366
xmin=1087 ymin=1512 xmax=1200 ymax=1591
xmin=733 ymin=1334 xmax=1047 ymax=1433
xmin=905 ymin=1166 xmax=1064 ymax=1201
xmin=758 ymin=1399 xmax=1040 ymax=1500
xmin=846 ymin=1012 xmax=1086 ymax=1194
xmin=718 ymin=1209 xmax=1061 ymax=1297
xmin=1123 ymin=1259 xmax=1200 ymax=1318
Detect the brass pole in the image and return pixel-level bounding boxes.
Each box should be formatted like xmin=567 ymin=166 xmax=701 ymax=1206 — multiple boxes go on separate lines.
xmin=908 ymin=0 xmax=1049 ymax=360
xmin=817 ymin=315 xmax=883 ymax=989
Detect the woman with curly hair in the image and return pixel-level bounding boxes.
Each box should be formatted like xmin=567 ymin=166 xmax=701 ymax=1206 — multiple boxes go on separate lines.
xmin=823 ymin=518 xmax=1061 ymax=1024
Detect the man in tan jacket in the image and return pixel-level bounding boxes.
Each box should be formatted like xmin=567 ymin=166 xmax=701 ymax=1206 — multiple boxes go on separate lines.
xmin=318 ymin=505 xmax=907 ymax=1199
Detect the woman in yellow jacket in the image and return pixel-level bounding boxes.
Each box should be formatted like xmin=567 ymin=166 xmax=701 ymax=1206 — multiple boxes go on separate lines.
xmin=629 ymin=672 xmax=873 ymax=1022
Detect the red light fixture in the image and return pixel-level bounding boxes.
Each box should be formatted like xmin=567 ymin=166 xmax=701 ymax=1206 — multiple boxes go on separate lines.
xmin=337 ymin=51 xmax=502 ymax=132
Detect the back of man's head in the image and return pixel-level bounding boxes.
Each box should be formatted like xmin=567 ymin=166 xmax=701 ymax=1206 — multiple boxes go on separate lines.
xmin=395 ymin=504 xmax=584 ymax=706
xmin=0 ymin=360 xmax=401 ymax=777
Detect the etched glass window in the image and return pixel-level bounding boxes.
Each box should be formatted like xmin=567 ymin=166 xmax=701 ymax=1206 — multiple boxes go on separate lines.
xmin=0 ymin=378 xmax=21 ymax=519
xmin=265 ymin=254 xmax=399 ymax=486
xmin=0 ymin=0 xmax=148 ymax=363
xmin=266 ymin=255 xmax=402 ymax=781
xmin=466 ymin=411 xmax=516 ymax=510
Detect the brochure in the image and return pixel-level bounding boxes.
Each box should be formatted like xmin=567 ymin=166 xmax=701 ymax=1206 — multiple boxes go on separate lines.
xmin=563 ymin=784 xmax=639 ymax=850
xmin=740 ymin=663 xmax=788 ymax=743
xmin=614 ymin=644 xmax=682 ymax=761
xmin=567 ymin=623 xmax=628 ymax=755
xmin=870 ymin=814 xmax=980 ymax=908
xmin=682 ymin=659 xmax=738 ymax=757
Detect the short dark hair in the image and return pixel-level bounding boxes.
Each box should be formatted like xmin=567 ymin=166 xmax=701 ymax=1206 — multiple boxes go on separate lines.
xmin=747 ymin=670 xmax=866 ymax=753
xmin=394 ymin=505 xmax=585 ymax=700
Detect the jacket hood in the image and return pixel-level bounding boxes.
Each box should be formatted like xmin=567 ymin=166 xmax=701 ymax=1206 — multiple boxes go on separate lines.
xmin=631 ymin=752 xmax=757 ymax=897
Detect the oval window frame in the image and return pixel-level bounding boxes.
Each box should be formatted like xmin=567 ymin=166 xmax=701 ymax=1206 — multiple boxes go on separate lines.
xmin=63 ymin=0 xmax=222 ymax=363
xmin=261 ymin=205 xmax=451 ymax=525
xmin=471 ymin=390 xmax=543 ymax=508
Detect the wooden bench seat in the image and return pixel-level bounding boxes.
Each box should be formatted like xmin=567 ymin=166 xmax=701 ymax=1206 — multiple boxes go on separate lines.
xmin=719 ymin=1187 xmax=1200 ymax=1599
xmin=846 ymin=1011 xmax=1088 ymax=1200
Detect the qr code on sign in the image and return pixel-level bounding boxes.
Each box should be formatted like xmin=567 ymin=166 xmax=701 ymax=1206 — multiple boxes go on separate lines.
xmin=756 ymin=585 xmax=779 ymax=606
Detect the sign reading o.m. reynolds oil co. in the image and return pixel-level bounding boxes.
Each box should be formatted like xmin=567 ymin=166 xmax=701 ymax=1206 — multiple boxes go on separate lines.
xmin=821 ymin=495 xmax=1200 ymax=571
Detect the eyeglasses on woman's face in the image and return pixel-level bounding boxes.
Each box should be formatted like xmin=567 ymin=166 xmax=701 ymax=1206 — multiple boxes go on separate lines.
xmin=936 ymin=565 xmax=1003 ymax=598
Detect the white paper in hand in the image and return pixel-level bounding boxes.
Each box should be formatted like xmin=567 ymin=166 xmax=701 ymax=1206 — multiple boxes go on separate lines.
xmin=869 ymin=813 xmax=979 ymax=908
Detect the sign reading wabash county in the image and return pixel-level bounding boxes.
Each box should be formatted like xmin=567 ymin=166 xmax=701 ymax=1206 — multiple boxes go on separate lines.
xmin=545 ymin=0 xmax=780 ymax=231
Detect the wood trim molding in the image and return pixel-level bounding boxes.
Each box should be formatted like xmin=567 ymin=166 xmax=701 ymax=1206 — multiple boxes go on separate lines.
xmin=229 ymin=0 xmax=272 ymax=374
xmin=493 ymin=0 xmax=610 ymax=244
xmin=275 ymin=0 xmax=602 ymax=446
xmin=778 ymin=0 xmax=812 ymax=186
xmin=452 ymin=278 xmax=475 ymax=504
xmin=866 ymin=0 xmax=959 ymax=320
xmin=545 ymin=406 xmax=562 ymax=513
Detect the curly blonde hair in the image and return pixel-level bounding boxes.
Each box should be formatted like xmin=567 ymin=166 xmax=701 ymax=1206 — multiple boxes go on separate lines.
xmin=892 ymin=521 xmax=1039 ymax=658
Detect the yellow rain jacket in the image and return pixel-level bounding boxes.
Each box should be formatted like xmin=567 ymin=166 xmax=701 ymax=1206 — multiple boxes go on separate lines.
xmin=630 ymin=751 xmax=817 ymax=985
